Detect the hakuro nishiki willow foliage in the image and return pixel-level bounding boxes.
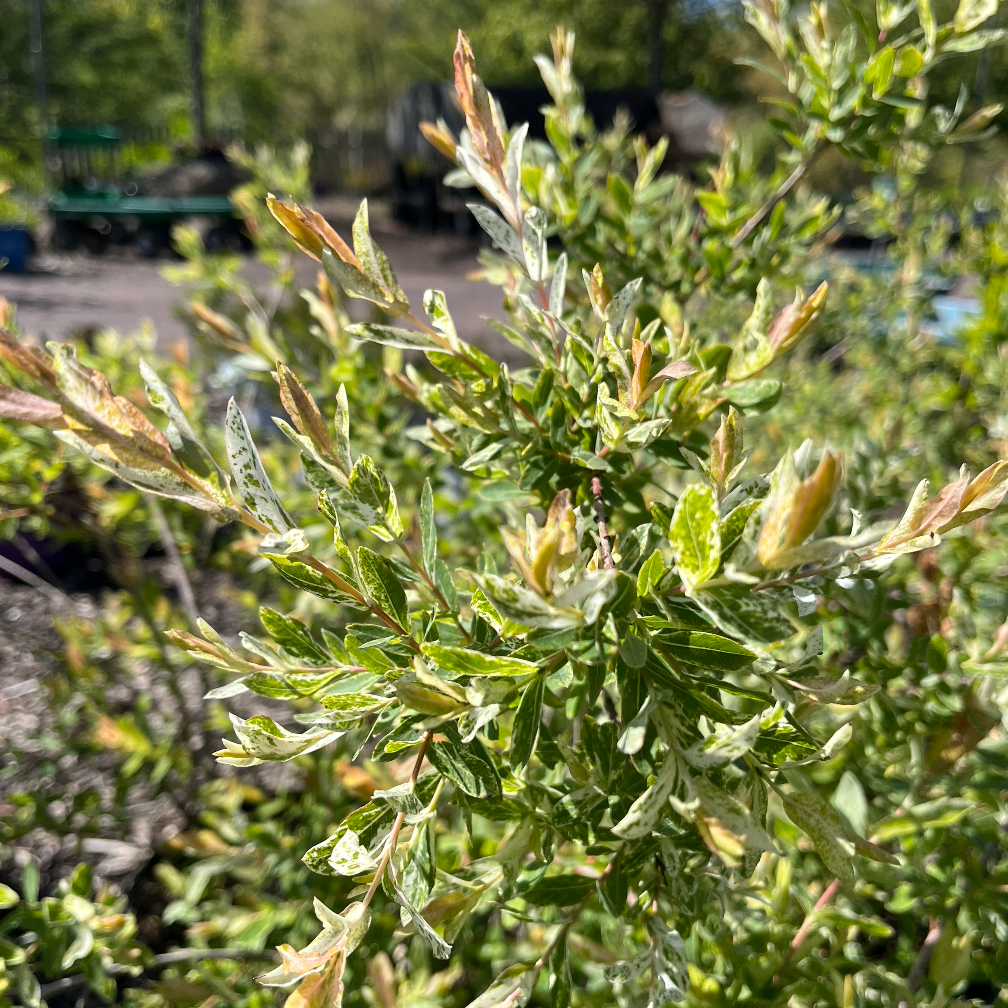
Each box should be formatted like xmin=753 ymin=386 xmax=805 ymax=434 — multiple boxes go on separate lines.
xmin=4 ymin=27 xmax=1008 ymax=1008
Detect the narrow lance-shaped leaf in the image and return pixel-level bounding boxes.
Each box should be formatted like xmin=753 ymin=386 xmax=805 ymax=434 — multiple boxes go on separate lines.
xmin=510 ymin=674 xmax=545 ymax=770
xmin=225 ymin=398 xmax=292 ymax=533
xmin=357 ymin=547 xmax=410 ymax=632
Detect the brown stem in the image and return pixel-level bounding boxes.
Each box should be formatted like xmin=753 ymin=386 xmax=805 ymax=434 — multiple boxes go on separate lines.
xmin=148 ymin=496 xmax=201 ymax=630
xmin=399 ymin=540 xmax=472 ymax=643
xmin=730 ymin=144 xmax=822 ymax=250
xmin=774 ymin=877 xmax=841 ymax=982
xmin=591 ymin=476 xmax=615 ymax=571
xmin=238 ymin=510 xmax=273 ymax=535
xmin=362 ymin=730 xmax=434 ymax=908
xmin=0 ymin=552 xmax=73 ymax=608
xmin=790 ymin=878 xmax=841 ymax=950
xmin=407 ymin=313 xmax=546 ymax=435
xmin=905 ymin=919 xmax=943 ymax=996
xmin=302 ymin=554 xmax=421 ymax=652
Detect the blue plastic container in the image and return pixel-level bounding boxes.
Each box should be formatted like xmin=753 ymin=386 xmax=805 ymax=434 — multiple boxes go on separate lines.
xmin=0 ymin=225 xmax=30 ymax=273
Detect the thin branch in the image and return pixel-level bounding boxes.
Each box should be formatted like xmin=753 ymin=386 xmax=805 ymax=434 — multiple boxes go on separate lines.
xmin=14 ymin=534 xmax=59 ymax=586
xmin=773 ymin=877 xmax=841 ymax=983
xmin=591 ymin=476 xmax=615 ymax=571
xmin=238 ymin=510 xmax=273 ymax=535
xmin=362 ymin=730 xmax=434 ymax=909
xmin=730 ymin=144 xmax=822 ymax=250
xmin=906 ymin=918 xmax=943 ymax=993
xmin=397 ymin=539 xmax=472 ymax=643
xmin=301 ymin=554 xmax=421 ymax=652
xmin=148 ymin=495 xmax=201 ymax=629
xmin=790 ymin=877 xmax=841 ymax=951
xmin=39 ymin=948 xmax=279 ymax=1000
xmin=405 ymin=312 xmax=546 ymax=434
xmin=0 ymin=552 xmax=73 ymax=608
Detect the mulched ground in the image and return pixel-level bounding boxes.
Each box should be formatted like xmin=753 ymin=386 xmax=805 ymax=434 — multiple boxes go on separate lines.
xmin=0 ymin=562 xmax=259 ymax=896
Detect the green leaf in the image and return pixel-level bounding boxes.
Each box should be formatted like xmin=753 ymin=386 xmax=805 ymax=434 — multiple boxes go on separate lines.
xmin=510 ymin=675 xmax=546 ymax=770
xmin=651 ymin=502 xmax=674 ymax=536
xmin=784 ymin=792 xmax=855 ymax=886
xmin=625 ymin=418 xmax=674 ymax=448
xmin=929 ymin=926 xmax=974 ymax=988
xmin=428 ymin=738 xmax=502 ymax=798
xmin=60 ymin=924 xmax=95 ymax=970
xmin=333 ymin=383 xmax=352 ymax=474
xmin=865 ymin=45 xmax=896 ymax=98
xmin=325 ymin=829 xmax=378 ymax=876
xmin=549 ymin=253 xmax=567 ymax=317
xmin=620 ymin=633 xmax=648 ymax=669
xmin=344 ymin=321 xmax=443 ymax=351
xmin=21 ymin=857 xmax=39 ymax=903
xmin=637 ymin=548 xmax=665 ymax=596
xmin=463 ymin=967 xmax=535 ymax=1008
xmin=654 ymin=630 xmax=756 ymax=670
xmin=670 ymin=484 xmax=721 ymax=589
xmin=724 ymin=378 xmax=782 ymax=410
xmin=393 ymin=880 xmax=453 ymax=959
xmin=682 ymin=711 xmax=762 ymax=768
xmin=895 ymin=45 xmax=924 ymax=75
xmin=469 ymin=205 xmax=525 ymax=267
xmin=720 ymin=499 xmax=762 ymax=558
xmin=317 ymin=692 xmax=389 ymax=726
xmin=694 ymin=777 xmax=780 ymax=854
xmin=323 ymin=247 xmax=394 ymax=305
xmin=433 ymin=559 xmax=460 ymax=612
xmin=550 ymin=937 xmax=572 ymax=1008
xmin=259 ymin=607 xmax=330 ymax=666
xmin=420 ymin=478 xmax=437 ymax=575
xmin=357 ymin=547 xmax=410 ymax=632
xmin=954 ymin=0 xmax=998 ymax=31
xmin=833 ymin=771 xmax=868 ymax=837
xmin=727 ymin=279 xmax=774 ymax=380
xmin=225 ymin=398 xmax=292 ymax=533
xmin=475 ymin=573 xmax=581 ymax=629
xmin=422 ymin=642 xmax=539 ymax=676
xmin=348 ymin=454 xmax=400 ymax=534
xmin=916 ymin=0 xmax=936 ymax=49
xmin=612 ymin=759 xmax=678 ymax=839
xmin=693 ymin=585 xmax=795 ymax=644
xmin=269 ymin=556 xmax=366 ymax=608
xmin=352 ymin=198 xmax=406 ymax=302
xmin=522 ymin=873 xmax=597 ymax=907
xmin=139 ymin=359 xmax=226 ymax=489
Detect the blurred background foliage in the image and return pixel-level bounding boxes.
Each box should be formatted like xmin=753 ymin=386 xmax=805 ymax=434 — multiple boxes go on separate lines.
xmin=1 ymin=0 xmax=1005 ymax=188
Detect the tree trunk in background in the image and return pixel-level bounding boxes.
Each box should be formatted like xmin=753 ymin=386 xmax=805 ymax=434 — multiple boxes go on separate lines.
xmin=29 ymin=0 xmax=50 ymax=176
xmin=187 ymin=0 xmax=206 ymax=145
xmin=647 ymin=0 xmax=670 ymax=93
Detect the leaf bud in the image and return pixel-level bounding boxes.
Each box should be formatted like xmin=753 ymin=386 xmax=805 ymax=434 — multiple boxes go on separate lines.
xmin=709 ymin=406 xmax=743 ymax=497
xmin=586 ymin=264 xmax=612 ymax=319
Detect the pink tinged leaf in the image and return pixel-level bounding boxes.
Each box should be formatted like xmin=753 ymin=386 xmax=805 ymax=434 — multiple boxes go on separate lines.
xmin=0 ymin=386 xmax=65 ymax=428
xmin=916 ymin=470 xmax=970 ymax=535
xmin=640 ymin=359 xmax=698 ymax=403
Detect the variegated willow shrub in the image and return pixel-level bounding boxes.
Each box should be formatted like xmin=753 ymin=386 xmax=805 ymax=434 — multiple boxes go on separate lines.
xmin=4 ymin=5 xmax=1008 ymax=1008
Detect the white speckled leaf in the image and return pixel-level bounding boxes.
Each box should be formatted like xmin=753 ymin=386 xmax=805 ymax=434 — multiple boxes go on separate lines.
xmin=670 ymin=484 xmax=721 ymax=589
xmin=225 ymin=399 xmax=292 ymax=533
